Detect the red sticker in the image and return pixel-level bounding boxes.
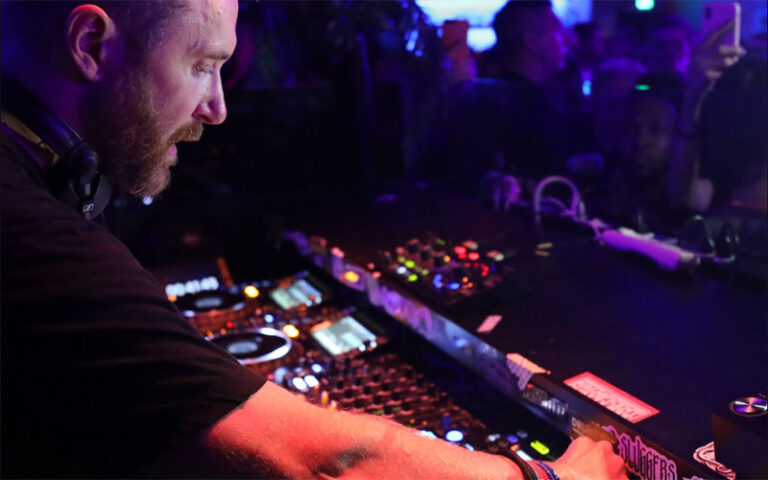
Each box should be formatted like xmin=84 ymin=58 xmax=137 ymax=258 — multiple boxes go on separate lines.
xmin=564 ymin=372 xmax=659 ymax=423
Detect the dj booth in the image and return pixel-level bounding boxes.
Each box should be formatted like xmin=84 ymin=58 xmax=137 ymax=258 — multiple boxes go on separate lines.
xmin=157 ymin=181 xmax=767 ymax=480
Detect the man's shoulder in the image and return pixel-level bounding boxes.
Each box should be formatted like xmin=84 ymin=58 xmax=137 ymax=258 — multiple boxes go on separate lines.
xmin=1 ymin=135 xmax=150 ymax=295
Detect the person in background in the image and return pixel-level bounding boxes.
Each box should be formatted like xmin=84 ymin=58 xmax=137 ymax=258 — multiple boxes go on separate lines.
xmin=606 ymin=19 xmax=746 ymax=232
xmin=426 ymin=0 xmax=571 ymax=187
xmin=573 ymin=22 xmax=607 ymax=70
xmin=478 ymin=0 xmax=567 ymax=86
xmin=590 ymin=58 xmax=648 ymax=163
xmin=643 ymin=15 xmax=693 ymax=78
xmin=608 ymin=74 xmax=684 ymax=230
xmin=1 ymin=0 xmax=628 ymax=478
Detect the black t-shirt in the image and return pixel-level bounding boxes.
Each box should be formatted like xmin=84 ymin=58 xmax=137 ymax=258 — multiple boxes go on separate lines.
xmin=1 ymin=135 xmax=266 ymax=478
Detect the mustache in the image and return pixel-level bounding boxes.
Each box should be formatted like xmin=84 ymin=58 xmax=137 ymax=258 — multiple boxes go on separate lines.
xmin=168 ymin=122 xmax=204 ymax=145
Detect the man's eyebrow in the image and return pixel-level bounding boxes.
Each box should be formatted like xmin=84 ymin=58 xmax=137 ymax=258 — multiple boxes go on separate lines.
xmin=188 ymin=41 xmax=232 ymax=61
xmin=206 ymin=51 xmax=232 ymax=61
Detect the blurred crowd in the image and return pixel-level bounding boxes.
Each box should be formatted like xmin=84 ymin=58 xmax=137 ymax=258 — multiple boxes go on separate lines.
xmin=215 ymin=0 xmax=765 ymax=246
xmin=431 ymin=0 xmax=766 ymax=241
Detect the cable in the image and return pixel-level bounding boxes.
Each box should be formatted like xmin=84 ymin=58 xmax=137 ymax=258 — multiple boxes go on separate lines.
xmin=532 ymin=176 xmax=586 ymax=226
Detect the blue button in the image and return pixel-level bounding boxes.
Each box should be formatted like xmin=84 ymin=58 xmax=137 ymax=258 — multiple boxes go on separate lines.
xmin=446 ymin=430 xmax=464 ymax=442
xmin=506 ymin=434 xmax=519 ymax=444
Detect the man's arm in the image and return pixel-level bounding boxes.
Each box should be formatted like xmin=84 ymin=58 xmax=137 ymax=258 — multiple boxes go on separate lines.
xmin=143 ymin=381 xmax=627 ymax=479
xmin=668 ymin=20 xmax=745 ymax=211
xmin=144 ymin=381 xmax=519 ymax=478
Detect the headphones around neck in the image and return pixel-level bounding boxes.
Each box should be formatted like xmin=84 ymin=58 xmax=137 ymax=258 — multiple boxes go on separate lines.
xmin=3 ymin=79 xmax=111 ymax=220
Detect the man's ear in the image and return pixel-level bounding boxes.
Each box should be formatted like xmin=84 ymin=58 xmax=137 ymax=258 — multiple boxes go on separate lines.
xmin=65 ymin=4 xmax=119 ymax=81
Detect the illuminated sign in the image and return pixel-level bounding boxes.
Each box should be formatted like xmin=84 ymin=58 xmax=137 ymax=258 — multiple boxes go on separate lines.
xmin=564 ymin=372 xmax=659 ymax=423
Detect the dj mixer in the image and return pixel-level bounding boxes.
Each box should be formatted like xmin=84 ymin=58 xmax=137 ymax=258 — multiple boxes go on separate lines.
xmin=377 ymin=233 xmax=528 ymax=314
xmin=169 ymin=270 xmax=571 ymax=464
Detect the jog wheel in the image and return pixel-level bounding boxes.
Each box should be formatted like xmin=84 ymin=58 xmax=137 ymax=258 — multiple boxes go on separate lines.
xmin=175 ymin=290 xmax=256 ymax=333
xmin=210 ymin=327 xmax=303 ymax=375
xmin=729 ymin=396 xmax=768 ymax=417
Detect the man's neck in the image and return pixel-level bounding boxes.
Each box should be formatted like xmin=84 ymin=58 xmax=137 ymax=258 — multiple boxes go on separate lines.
xmin=9 ymin=70 xmax=87 ymax=140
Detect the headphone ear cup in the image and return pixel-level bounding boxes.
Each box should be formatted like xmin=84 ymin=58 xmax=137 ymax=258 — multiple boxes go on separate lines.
xmin=67 ymin=143 xmax=100 ymax=186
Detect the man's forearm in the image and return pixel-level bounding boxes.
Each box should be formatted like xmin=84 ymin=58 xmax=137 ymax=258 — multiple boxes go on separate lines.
xmin=145 ymin=381 xmax=522 ymax=479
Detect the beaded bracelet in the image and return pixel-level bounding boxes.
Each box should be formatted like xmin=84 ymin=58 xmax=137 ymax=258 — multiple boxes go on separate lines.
xmin=506 ymin=451 xmax=540 ymax=480
xmin=533 ymin=461 xmax=562 ymax=480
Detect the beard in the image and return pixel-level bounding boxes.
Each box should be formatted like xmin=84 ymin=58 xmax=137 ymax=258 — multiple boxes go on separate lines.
xmin=82 ymin=64 xmax=203 ymax=198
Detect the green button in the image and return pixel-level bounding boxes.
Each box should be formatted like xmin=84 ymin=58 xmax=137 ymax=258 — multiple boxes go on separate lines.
xmin=530 ymin=440 xmax=550 ymax=456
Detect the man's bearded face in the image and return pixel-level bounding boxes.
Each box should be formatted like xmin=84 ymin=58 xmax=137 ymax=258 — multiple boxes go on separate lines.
xmin=84 ymin=63 xmax=202 ymax=198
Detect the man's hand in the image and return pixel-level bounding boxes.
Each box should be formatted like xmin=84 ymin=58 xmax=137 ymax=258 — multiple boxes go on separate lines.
xmin=689 ymin=20 xmax=745 ymax=89
xmin=548 ymin=436 xmax=628 ymax=480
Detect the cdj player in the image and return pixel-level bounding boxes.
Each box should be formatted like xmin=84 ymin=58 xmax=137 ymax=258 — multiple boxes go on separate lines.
xmin=166 ymin=268 xmax=573 ymax=464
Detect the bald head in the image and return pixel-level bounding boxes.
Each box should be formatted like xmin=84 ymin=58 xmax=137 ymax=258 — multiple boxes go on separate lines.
xmin=2 ymin=1 xmax=188 ymax=78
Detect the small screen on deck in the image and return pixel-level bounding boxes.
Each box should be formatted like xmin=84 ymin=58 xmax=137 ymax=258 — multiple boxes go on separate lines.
xmin=310 ymin=316 xmax=377 ymax=356
xmin=270 ymin=278 xmax=323 ymax=310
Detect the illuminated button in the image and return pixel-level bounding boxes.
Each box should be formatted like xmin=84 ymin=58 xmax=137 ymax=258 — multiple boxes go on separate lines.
xmin=243 ymin=285 xmax=260 ymax=298
xmin=516 ymin=430 xmax=529 ymax=439
xmin=264 ymin=314 xmax=274 ymax=323
xmin=462 ymin=240 xmax=479 ymax=251
xmin=446 ymin=430 xmax=464 ymax=442
xmin=454 ymin=246 xmax=467 ymax=255
xmin=468 ymin=252 xmax=480 ymax=261
xmin=418 ymin=430 xmax=438 ymax=439
xmin=506 ymin=434 xmax=519 ymax=444
xmin=304 ymin=375 xmax=319 ymax=388
xmin=486 ymin=250 xmax=504 ymax=262
xmin=465 ymin=443 xmax=475 ymax=451
xmin=530 ymin=440 xmax=550 ymax=456
xmin=311 ymin=363 xmax=324 ymax=374
xmin=282 ymin=324 xmax=300 ymax=338
xmin=408 ymin=274 xmax=419 ymax=282
xmin=291 ymin=377 xmax=308 ymax=392
xmin=404 ymin=260 xmax=416 ymax=269
xmin=396 ymin=266 xmax=408 ymax=275
xmin=168 ymin=294 xmax=178 ymax=302
xmin=486 ymin=433 xmax=501 ymax=442
xmin=516 ymin=449 xmax=533 ymax=461
xmin=343 ymin=271 xmax=360 ymax=283
xmin=447 ymin=282 xmax=461 ymax=290
xmin=433 ymin=273 xmax=444 ymax=289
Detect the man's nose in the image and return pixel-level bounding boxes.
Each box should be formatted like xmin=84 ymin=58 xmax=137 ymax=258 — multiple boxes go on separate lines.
xmin=194 ymin=75 xmax=227 ymax=125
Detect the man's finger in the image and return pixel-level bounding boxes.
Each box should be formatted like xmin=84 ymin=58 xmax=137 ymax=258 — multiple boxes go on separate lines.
xmin=718 ymin=44 xmax=746 ymax=56
xmin=700 ymin=19 xmax=735 ymax=50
